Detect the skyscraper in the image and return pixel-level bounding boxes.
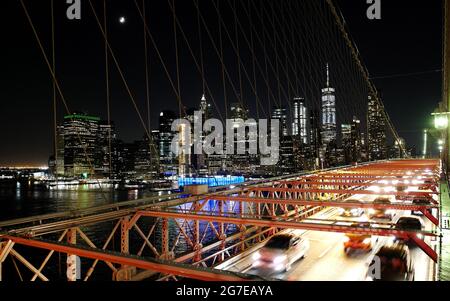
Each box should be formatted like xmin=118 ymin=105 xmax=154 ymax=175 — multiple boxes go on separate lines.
xmin=229 ymin=103 xmax=258 ymax=175
xmin=292 ymin=97 xmax=308 ymax=144
xmin=97 ymin=121 xmax=117 ymax=177
xmin=310 ymin=109 xmax=321 ymax=162
xmin=195 ymin=95 xmax=212 ymax=175
xmin=55 ymin=125 xmax=65 ymax=177
xmin=135 ymin=134 xmax=160 ymax=179
xmin=159 ymin=110 xmax=177 ymax=175
xmin=272 ymin=107 xmax=288 ymax=137
xmin=321 ymin=64 xmax=337 ymax=145
xmin=63 ymin=113 xmax=100 ymax=178
xmin=367 ymin=95 xmax=387 ymax=161
xmin=199 ymin=94 xmax=213 ymax=121
xmin=341 ymin=117 xmax=362 ymax=164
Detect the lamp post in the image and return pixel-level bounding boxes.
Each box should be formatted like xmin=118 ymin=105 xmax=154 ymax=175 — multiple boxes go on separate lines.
xmin=433 ymin=113 xmax=450 ymax=130
xmin=432 ymin=112 xmax=450 ymax=171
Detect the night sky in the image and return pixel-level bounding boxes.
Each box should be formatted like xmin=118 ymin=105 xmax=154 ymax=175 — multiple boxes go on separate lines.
xmin=0 ymin=0 xmax=444 ymax=166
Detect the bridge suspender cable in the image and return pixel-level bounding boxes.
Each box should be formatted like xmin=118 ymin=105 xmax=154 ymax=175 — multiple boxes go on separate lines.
xmin=103 ymin=0 xmax=112 ymax=179
xmin=19 ymin=0 xmax=110 ymax=202
xmin=50 ymin=0 xmax=57 ymax=181
xmin=325 ymin=0 xmax=408 ymax=158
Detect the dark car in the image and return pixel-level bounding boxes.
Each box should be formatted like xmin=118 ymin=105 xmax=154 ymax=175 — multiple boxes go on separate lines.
xmin=367 ymin=243 xmax=415 ymax=281
xmin=394 ymin=216 xmax=424 ymax=242
xmin=395 ymin=182 xmax=408 ymax=200
xmin=368 ymin=197 xmax=394 ymax=221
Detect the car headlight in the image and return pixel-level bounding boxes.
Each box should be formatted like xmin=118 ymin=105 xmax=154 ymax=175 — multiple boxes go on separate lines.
xmin=363 ymin=238 xmax=371 ymax=245
xmin=273 ymin=255 xmax=288 ymax=264
xmin=252 ymin=252 xmax=261 ymax=261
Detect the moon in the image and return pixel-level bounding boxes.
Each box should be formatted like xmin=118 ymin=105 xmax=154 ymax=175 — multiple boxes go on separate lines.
xmin=119 ymin=17 xmax=126 ymax=24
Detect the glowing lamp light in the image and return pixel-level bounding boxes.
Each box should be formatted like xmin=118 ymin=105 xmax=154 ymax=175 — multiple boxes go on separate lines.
xmin=433 ymin=113 xmax=449 ymax=130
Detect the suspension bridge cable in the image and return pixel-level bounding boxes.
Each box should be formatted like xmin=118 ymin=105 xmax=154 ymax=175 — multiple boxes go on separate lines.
xmin=103 ymin=0 xmax=112 ymax=179
xmin=165 ymin=0 xmax=225 ymax=123
xmin=89 ymin=0 xmax=159 ymax=154
xmin=19 ymin=0 xmax=109 ymax=201
xmin=217 ymin=0 xmax=228 ymax=119
xmin=196 ymin=0 xmax=205 ymax=96
xmin=325 ymin=0 xmax=408 ymax=157
xmin=143 ymin=0 xmax=152 ymax=133
xmin=51 ymin=0 xmax=57 ymax=179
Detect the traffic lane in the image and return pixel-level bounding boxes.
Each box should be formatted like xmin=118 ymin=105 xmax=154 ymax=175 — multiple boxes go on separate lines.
xmin=228 ymin=210 xmax=377 ymax=280
xmin=220 ymin=208 xmax=341 ymax=275
xmin=284 ymin=230 xmax=370 ymax=281
xmin=221 ymin=209 xmax=434 ymax=281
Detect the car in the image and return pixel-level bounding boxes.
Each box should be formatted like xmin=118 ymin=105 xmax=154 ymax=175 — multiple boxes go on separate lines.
xmin=394 ymin=216 xmax=424 ymax=242
xmin=343 ymin=233 xmax=373 ymax=255
xmin=395 ymin=183 xmax=408 ymax=200
xmin=368 ymin=197 xmax=395 ymax=221
xmin=366 ymin=243 xmax=415 ymax=281
xmin=252 ymin=234 xmax=310 ymax=273
xmin=339 ymin=199 xmax=365 ymax=217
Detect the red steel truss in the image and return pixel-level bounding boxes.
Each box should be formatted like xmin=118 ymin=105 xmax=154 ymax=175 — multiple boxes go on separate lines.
xmin=0 ymin=159 xmax=442 ymax=281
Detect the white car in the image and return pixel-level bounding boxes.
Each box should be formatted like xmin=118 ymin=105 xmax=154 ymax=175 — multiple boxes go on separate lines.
xmin=252 ymin=234 xmax=309 ymax=273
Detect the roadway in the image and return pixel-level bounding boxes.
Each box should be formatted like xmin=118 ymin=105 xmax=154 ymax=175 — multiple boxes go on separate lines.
xmin=218 ymin=194 xmax=437 ymax=281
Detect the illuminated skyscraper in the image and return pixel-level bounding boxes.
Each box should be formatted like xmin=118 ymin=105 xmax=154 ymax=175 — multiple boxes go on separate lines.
xmin=63 ymin=113 xmax=100 ymax=178
xmin=321 ymin=64 xmax=337 ymax=145
xmin=272 ymin=107 xmax=288 ymax=137
xmin=342 ymin=117 xmax=362 ymax=164
xmin=199 ymin=94 xmax=212 ymax=121
xmin=159 ymin=110 xmax=177 ymax=175
xmin=367 ymin=95 xmax=387 ymax=160
xmin=292 ymin=97 xmax=308 ymax=144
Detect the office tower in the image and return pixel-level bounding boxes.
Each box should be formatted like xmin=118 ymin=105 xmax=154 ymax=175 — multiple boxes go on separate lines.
xmin=135 ymin=134 xmax=160 ymax=179
xmin=199 ymin=94 xmax=213 ymax=121
xmin=342 ymin=117 xmax=362 ymax=164
xmin=321 ymin=64 xmax=337 ymax=145
xmin=159 ymin=110 xmax=177 ymax=175
xmin=390 ymin=137 xmax=406 ymax=159
xmin=272 ymin=107 xmax=289 ymax=137
xmin=229 ymin=103 xmax=258 ymax=175
xmin=280 ymin=135 xmax=295 ymax=175
xmin=351 ymin=117 xmax=362 ymax=162
xmin=55 ymin=125 xmax=65 ymax=177
xmin=367 ymin=95 xmax=387 ymax=161
xmin=63 ymin=113 xmax=100 ymax=178
xmin=292 ymin=97 xmax=308 ymax=144
xmin=97 ymin=121 xmax=117 ymax=177
xmin=310 ymin=109 xmax=321 ymax=161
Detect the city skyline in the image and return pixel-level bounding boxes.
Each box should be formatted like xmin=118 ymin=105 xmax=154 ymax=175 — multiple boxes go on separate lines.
xmin=0 ymin=0 xmax=443 ymax=166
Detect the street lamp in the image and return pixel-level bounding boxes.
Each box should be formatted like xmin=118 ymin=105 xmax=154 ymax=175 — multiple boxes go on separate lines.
xmin=432 ymin=112 xmax=450 ymax=130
